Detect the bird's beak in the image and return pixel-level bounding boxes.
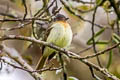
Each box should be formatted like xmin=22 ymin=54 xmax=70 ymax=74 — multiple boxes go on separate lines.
xmin=65 ymin=18 xmax=69 ymax=21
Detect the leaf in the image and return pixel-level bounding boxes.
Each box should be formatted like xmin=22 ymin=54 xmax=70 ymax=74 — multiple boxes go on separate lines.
xmin=95 ymin=41 xmax=109 ymax=44
xmin=96 ymin=0 xmax=103 ymax=5
xmin=112 ymin=33 xmax=120 ymax=41
xmin=112 ymin=33 xmax=120 ymax=48
xmin=87 ymin=28 xmax=105 ymax=45
xmin=10 ymin=0 xmax=16 ymax=3
xmin=87 ymin=40 xmax=109 ymax=45
xmin=106 ymin=50 xmax=113 ymax=69
xmin=68 ymin=76 xmax=79 ymax=80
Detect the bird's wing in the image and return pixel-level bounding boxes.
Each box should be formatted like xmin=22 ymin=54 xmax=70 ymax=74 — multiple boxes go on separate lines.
xmin=41 ymin=26 xmax=53 ymax=54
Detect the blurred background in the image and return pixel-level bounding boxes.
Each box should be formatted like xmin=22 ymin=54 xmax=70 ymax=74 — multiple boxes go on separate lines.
xmin=0 ymin=0 xmax=120 ymax=80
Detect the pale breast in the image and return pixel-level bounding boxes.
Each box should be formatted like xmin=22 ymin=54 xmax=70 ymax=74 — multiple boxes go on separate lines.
xmin=47 ymin=21 xmax=72 ymax=48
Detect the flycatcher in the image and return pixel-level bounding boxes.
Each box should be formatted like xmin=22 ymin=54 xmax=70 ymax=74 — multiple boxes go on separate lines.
xmin=36 ymin=14 xmax=73 ymax=70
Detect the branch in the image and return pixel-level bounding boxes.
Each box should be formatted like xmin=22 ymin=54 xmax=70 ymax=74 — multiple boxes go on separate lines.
xmin=60 ymin=0 xmax=103 ymax=28
xmin=2 ymin=45 xmax=42 ymax=80
xmin=82 ymin=43 xmax=120 ymax=59
xmin=0 ymin=35 xmax=119 ymax=80
xmin=1 ymin=58 xmax=61 ymax=73
xmin=22 ymin=0 xmax=28 ymax=20
xmin=91 ymin=6 xmax=102 ymax=67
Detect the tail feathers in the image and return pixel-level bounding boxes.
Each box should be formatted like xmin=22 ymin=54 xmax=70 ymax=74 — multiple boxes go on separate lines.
xmin=36 ymin=56 xmax=47 ymax=70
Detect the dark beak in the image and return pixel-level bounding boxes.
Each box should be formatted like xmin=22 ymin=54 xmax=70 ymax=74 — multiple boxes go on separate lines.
xmin=65 ymin=17 xmax=69 ymax=21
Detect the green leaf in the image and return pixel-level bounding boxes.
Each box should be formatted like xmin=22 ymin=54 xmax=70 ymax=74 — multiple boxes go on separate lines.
xmin=10 ymin=0 xmax=16 ymax=2
xmin=95 ymin=41 xmax=109 ymax=44
xmin=112 ymin=33 xmax=120 ymax=48
xmin=96 ymin=0 xmax=103 ymax=5
xmin=87 ymin=28 xmax=105 ymax=45
xmin=106 ymin=50 xmax=113 ymax=69
xmin=68 ymin=76 xmax=79 ymax=80
xmin=87 ymin=40 xmax=109 ymax=45
xmin=112 ymin=33 xmax=120 ymax=41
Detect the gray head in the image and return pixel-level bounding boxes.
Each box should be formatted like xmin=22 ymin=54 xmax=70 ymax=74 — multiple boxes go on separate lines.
xmin=54 ymin=14 xmax=69 ymax=21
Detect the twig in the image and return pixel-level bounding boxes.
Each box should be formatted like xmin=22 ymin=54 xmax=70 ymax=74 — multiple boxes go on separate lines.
xmin=60 ymin=0 xmax=104 ymax=29
xmin=91 ymin=7 xmax=102 ymax=67
xmin=89 ymin=66 xmax=102 ymax=80
xmin=72 ymin=0 xmax=95 ymax=4
xmin=36 ymin=0 xmax=56 ymax=17
xmin=0 ymin=12 xmax=19 ymax=18
xmin=2 ymin=45 xmax=41 ymax=80
xmin=1 ymin=58 xmax=61 ymax=73
xmin=0 ymin=17 xmax=49 ymax=22
xmin=82 ymin=43 xmax=120 ymax=59
xmin=116 ymin=18 xmax=120 ymax=35
xmin=22 ymin=0 xmax=28 ymax=20
xmin=77 ymin=46 xmax=93 ymax=54
xmin=0 ymin=21 xmax=31 ymax=31
xmin=59 ymin=53 xmax=67 ymax=80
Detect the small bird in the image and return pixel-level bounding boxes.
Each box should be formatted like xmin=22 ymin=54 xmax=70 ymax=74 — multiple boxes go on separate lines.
xmin=36 ymin=14 xmax=73 ymax=70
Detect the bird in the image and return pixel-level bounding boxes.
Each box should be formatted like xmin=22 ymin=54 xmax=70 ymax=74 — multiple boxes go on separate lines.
xmin=36 ymin=14 xmax=73 ymax=71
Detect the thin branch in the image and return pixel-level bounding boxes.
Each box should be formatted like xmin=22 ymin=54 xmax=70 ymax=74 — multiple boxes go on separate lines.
xmin=82 ymin=43 xmax=120 ymax=59
xmin=116 ymin=18 xmax=120 ymax=35
xmin=89 ymin=66 xmax=102 ymax=80
xmin=60 ymin=0 xmax=103 ymax=29
xmin=77 ymin=46 xmax=93 ymax=54
xmin=91 ymin=7 xmax=102 ymax=67
xmin=0 ymin=12 xmax=19 ymax=18
xmin=22 ymin=0 xmax=28 ymax=20
xmin=59 ymin=53 xmax=67 ymax=80
xmin=2 ymin=45 xmax=41 ymax=80
xmin=1 ymin=58 xmax=61 ymax=73
xmin=72 ymin=0 xmax=95 ymax=4
xmin=0 ymin=21 xmax=31 ymax=31
xmin=36 ymin=0 xmax=56 ymax=17
xmin=0 ymin=17 xmax=49 ymax=22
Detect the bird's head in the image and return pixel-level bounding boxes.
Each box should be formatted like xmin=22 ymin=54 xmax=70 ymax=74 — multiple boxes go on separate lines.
xmin=54 ymin=14 xmax=69 ymax=21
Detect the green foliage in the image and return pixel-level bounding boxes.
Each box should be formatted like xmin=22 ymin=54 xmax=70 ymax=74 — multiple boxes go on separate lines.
xmin=112 ymin=33 xmax=120 ymax=49
xmin=96 ymin=0 xmax=103 ymax=5
xmin=106 ymin=50 xmax=113 ymax=69
xmin=10 ymin=0 xmax=16 ymax=3
xmin=87 ymin=28 xmax=109 ymax=45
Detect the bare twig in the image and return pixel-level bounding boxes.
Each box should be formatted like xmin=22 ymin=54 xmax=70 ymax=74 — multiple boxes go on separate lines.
xmin=2 ymin=45 xmax=41 ymax=80
xmin=72 ymin=0 xmax=95 ymax=4
xmin=1 ymin=58 xmax=61 ymax=73
xmin=116 ymin=18 xmax=120 ymax=35
xmin=36 ymin=0 xmax=56 ymax=17
xmin=60 ymin=0 xmax=104 ymax=29
xmin=0 ymin=17 xmax=49 ymax=22
xmin=0 ymin=21 xmax=31 ymax=31
xmin=82 ymin=43 xmax=120 ymax=59
xmin=89 ymin=66 xmax=102 ymax=80
xmin=0 ymin=12 xmax=19 ymax=18
xmin=91 ymin=7 xmax=102 ymax=67
xmin=59 ymin=53 xmax=67 ymax=80
xmin=22 ymin=0 xmax=28 ymax=20
xmin=77 ymin=46 xmax=93 ymax=54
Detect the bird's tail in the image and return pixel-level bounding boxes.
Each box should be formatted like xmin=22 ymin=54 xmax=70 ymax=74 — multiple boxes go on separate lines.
xmin=36 ymin=56 xmax=47 ymax=71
